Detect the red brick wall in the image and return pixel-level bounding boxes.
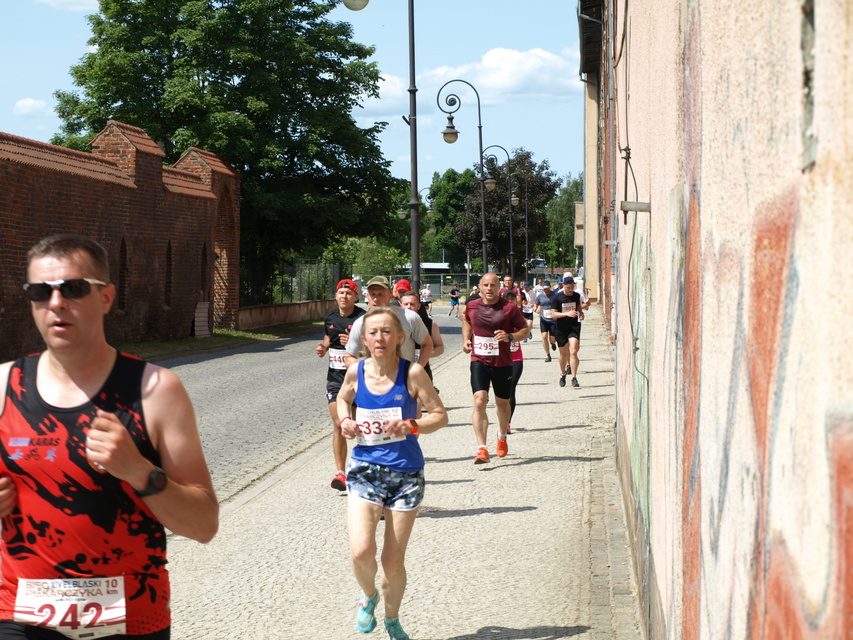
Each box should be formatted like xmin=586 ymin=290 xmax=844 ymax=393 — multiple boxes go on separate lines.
xmin=0 ymin=120 xmax=240 ymax=361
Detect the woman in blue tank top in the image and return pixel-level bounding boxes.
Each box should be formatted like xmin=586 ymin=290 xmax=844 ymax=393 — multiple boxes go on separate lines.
xmin=336 ymin=307 xmax=447 ymax=640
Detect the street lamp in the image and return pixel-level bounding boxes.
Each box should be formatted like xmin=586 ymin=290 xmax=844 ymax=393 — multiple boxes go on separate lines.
xmin=437 ymin=79 xmax=489 ymax=271
xmin=344 ymin=0 xmax=422 ymax=292
xmin=398 ymin=188 xmax=434 ymax=219
xmin=510 ymin=173 xmax=529 ymax=283
xmin=483 ymin=144 xmax=514 ymax=282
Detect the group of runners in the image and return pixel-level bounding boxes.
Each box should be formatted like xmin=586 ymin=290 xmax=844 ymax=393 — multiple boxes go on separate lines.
xmin=317 ymin=269 xmax=590 ymax=639
xmin=0 ymin=233 xmax=590 ymax=640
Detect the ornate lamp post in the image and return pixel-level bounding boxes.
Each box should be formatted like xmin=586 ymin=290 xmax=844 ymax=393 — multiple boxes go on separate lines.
xmin=483 ymin=144 xmax=513 ymax=281
xmin=510 ymin=173 xmax=529 ymax=283
xmin=343 ymin=0 xmax=422 ymax=292
xmin=436 ymin=79 xmax=489 ymax=271
xmin=398 ymin=188 xmax=434 ymax=219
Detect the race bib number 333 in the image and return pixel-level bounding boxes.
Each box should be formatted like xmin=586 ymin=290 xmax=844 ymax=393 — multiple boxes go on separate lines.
xmin=354 ymin=406 xmax=406 ymax=446
xmin=14 ymin=577 xmax=126 ymax=639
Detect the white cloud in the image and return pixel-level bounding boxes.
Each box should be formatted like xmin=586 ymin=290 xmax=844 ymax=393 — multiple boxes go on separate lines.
xmin=357 ymin=46 xmax=582 ymax=124
xmin=33 ymin=0 xmax=99 ymax=10
xmin=427 ymin=47 xmax=582 ymax=104
xmin=13 ymin=98 xmax=52 ymax=117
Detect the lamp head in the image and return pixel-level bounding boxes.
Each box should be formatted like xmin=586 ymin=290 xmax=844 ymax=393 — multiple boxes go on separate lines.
xmin=342 ymin=0 xmax=369 ymax=10
xmin=441 ymin=115 xmax=459 ymax=144
xmin=511 ymin=192 xmax=520 ymax=206
xmin=484 ymin=177 xmax=498 ymax=191
xmin=398 ymin=205 xmax=407 ymax=219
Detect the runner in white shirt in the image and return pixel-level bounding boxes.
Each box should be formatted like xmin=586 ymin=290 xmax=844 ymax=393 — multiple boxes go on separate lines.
xmin=520 ymin=282 xmax=535 ymax=342
xmin=420 ymin=284 xmax=432 ymax=316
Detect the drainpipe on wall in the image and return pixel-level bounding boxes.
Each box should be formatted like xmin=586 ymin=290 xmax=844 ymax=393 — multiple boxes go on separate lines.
xmin=607 ymin=0 xmax=619 ymax=437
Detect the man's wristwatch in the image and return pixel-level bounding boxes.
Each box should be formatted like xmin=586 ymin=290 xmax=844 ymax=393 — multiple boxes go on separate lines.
xmin=135 ymin=466 xmax=168 ymax=497
xmin=406 ymin=419 xmax=419 ymax=435
xmin=508 ymin=333 xmax=514 ymax=342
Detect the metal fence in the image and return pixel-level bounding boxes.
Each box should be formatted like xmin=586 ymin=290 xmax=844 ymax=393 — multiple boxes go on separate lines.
xmin=273 ymin=260 xmax=342 ymax=304
xmin=353 ymin=273 xmax=476 ymax=300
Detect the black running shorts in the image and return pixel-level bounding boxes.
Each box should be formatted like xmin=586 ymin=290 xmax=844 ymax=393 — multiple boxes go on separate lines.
xmin=554 ymin=323 xmax=582 ymax=347
xmin=470 ymin=360 xmax=514 ymax=399
xmin=540 ymin=319 xmax=556 ymax=334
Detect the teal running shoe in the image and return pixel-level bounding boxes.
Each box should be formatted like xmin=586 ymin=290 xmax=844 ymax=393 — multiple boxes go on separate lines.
xmin=356 ymin=592 xmax=379 ymax=633
xmin=384 ymin=617 xmax=410 ymax=640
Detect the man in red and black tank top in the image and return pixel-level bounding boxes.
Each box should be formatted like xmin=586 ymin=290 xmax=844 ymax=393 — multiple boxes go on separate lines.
xmin=0 ymin=235 xmax=218 ymax=639
xmin=462 ymin=273 xmax=529 ymax=465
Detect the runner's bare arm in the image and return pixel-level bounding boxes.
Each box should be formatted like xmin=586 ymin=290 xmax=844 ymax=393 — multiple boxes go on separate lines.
xmin=461 ymin=313 xmax=473 ymax=353
xmin=131 ymin=364 xmax=219 ymax=543
xmin=316 ymin=334 xmax=330 ymax=357
xmin=430 ymin=323 xmax=445 ymax=358
xmin=416 ymin=332 xmax=433 ymax=368
xmin=388 ymin=363 xmax=446 ymax=436
xmin=336 ymin=366 xmax=359 ymax=438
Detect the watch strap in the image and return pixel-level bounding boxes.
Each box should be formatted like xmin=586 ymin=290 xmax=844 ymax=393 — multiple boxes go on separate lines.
xmin=135 ymin=466 xmax=167 ymax=497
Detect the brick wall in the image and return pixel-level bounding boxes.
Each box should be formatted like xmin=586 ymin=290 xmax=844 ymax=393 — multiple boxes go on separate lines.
xmin=0 ymin=120 xmax=240 ymax=361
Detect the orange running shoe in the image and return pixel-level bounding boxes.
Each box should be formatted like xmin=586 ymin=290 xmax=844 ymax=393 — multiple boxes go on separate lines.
xmin=474 ymin=446 xmax=491 ymax=464
xmin=496 ymin=437 xmax=508 ymax=458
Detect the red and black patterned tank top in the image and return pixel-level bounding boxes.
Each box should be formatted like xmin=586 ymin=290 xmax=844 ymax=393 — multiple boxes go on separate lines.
xmin=0 ymin=351 xmax=170 ymax=634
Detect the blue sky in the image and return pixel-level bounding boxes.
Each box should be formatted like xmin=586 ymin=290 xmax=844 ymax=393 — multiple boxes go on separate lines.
xmin=1 ymin=0 xmax=585 ymax=187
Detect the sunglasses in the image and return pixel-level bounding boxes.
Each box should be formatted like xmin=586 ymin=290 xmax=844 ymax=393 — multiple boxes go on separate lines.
xmin=23 ymin=278 xmax=107 ymax=302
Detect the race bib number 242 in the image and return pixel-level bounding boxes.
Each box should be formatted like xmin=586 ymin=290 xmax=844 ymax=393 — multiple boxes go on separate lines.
xmin=14 ymin=577 xmax=126 ymax=639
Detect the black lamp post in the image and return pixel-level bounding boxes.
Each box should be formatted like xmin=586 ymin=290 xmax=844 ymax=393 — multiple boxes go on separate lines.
xmin=483 ymin=145 xmax=513 ymax=281
xmin=437 ymin=79 xmax=489 ymax=272
xmin=510 ymin=173 xmax=528 ymax=283
xmin=344 ymin=0 xmax=422 ymax=292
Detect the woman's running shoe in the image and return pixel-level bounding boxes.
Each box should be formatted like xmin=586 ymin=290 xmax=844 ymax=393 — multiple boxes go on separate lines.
xmin=356 ymin=592 xmax=379 ymax=633
xmin=384 ymin=617 xmax=410 ymax=640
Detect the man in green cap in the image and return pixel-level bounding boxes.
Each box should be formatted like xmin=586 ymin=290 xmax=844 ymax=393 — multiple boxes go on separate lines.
xmin=344 ymin=276 xmax=433 ymax=369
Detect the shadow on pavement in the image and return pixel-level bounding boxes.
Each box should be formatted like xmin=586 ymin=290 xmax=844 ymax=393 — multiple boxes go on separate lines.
xmin=443 ymin=624 xmax=592 ymax=639
xmin=417 ymin=505 xmax=536 ymax=519
xmin=425 ymin=454 xmax=604 ymax=467
xmin=526 ymin=424 xmax=594 ymax=432
xmin=478 ymin=455 xmax=605 ymax=470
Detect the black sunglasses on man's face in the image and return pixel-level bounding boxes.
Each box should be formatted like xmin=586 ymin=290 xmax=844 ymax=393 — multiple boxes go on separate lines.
xmin=23 ymin=278 xmax=106 ymax=302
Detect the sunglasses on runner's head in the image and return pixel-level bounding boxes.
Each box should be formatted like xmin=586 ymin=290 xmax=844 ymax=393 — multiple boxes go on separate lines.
xmin=23 ymin=278 xmax=107 ymax=302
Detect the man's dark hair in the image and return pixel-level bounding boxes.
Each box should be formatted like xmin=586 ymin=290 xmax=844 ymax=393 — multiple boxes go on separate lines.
xmin=28 ymin=234 xmax=110 ymax=282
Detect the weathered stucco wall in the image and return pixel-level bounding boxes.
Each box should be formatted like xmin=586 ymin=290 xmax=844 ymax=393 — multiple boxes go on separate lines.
xmin=595 ymin=0 xmax=853 ymax=637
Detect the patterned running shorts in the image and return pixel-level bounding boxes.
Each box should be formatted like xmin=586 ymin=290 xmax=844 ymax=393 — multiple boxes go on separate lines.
xmin=346 ymin=459 xmax=425 ymax=511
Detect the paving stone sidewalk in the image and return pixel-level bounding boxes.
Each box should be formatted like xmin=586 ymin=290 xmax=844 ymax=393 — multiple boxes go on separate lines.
xmin=167 ymin=304 xmax=644 ymax=639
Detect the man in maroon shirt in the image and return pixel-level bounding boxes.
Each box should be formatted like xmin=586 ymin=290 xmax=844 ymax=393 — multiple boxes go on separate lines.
xmin=462 ymin=273 xmax=530 ymax=464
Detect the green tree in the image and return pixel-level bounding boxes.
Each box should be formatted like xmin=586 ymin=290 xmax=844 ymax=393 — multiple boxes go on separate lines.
xmin=52 ymin=0 xmax=400 ymax=304
xmin=322 ymin=236 xmax=407 ymax=279
xmin=421 ymin=168 xmax=477 ymax=270
xmin=534 ymin=172 xmax=584 ymax=271
xmin=454 ymin=148 xmax=560 ymax=277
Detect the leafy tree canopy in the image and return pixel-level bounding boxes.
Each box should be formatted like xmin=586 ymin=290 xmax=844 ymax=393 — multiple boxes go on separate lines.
xmin=453 ymin=148 xmax=560 ymax=278
xmin=534 ymin=171 xmax=584 ymax=271
xmin=322 ymin=235 xmax=407 ymax=279
xmin=420 ymin=168 xmax=477 ymax=270
xmin=52 ymin=0 xmax=401 ymax=304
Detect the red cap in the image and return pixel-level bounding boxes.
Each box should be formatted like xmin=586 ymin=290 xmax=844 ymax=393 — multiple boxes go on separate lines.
xmin=336 ymin=279 xmax=359 ymax=292
xmin=394 ymin=279 xmax=412 ymax=293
